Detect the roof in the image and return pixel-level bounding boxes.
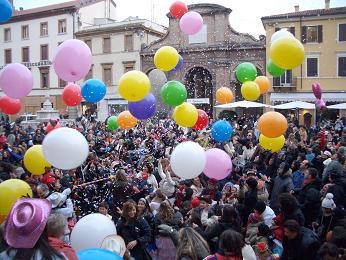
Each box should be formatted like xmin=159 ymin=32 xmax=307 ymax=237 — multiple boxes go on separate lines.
xmin=262 ymin=6 xmax=346 ymax=21
xmin=12 ymin=1 xmax=78 ymax=17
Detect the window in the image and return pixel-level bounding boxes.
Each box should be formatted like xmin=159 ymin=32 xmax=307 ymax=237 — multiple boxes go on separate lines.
xmin=124 ymin=34 xmax=133 ymax=51
xmin=40 ymin=45 xmax=48 ymax=61
xmin=85 ymin=39 xmax=92 ymax=52
xmin=339 ymin=24 xmax=346 ymax=42
xmin=22 ymin=25 xmax=29 ymax=40
xmin=4 ymin=28 xmax=11 ymax=42
xmin=338 ymin=55 xmax=346 ymax=77
xmin=103 ymin=37 xmax=111 ymax=53
xmin=189 ymin=24 xmax=207 ymax=44
xmin=22 ymin=47 xmax=29 ymax=62
xmin=273 ymin=70 xmax=292 ymax=86
xmin=40 ymin=22 xmax=48 ymax=37
xmin=102 ymin=64 xmax=113 ymax=86
xmin=123 ymin=61 xmax=135 ymax=73
xmin=40 ymin=67 xmax=50 ymax=88
xmin=301 ymin=25 xmax=322 ymax=43
xmin=4 ymin=49 xmax=11 ymax=64
xmin=306 ymin=56 xmax=319 ymax=77
xmin=58 ymin=19 xmax=67 ymax=34
xmin=59 ymin=79 xmax=66 ymax=88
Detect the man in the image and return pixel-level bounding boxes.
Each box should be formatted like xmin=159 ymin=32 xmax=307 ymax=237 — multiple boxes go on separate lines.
xmin=292 ymin=160 xmax=310 ymax=189
xmin=322 ymin=146 xmax=346 ymax=184
xmin=254 ymin=201 xmax=276 ymax=228
xmin=36 ymin=183 xmax=51 ymax=199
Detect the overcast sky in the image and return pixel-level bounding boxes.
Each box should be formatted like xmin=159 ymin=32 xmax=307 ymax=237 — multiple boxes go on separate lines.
xmin=14 ymin=0 xmax=346 ymax=38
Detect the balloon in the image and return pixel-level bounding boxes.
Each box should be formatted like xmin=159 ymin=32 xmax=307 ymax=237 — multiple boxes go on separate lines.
xmin=169 ymin=55 xmax=184 ymax=72
xmin=259 ymin=134 xmax=285 ymax=152
xmin=170 ymin=1 xmax=188 ymax=19
xmin=270 ymin=37 xmax=305 ymax=70
xmin=81 ymin=79 xmax=107 ymax=103
xmin=0 ymin=0 xmax=13 ymax=23
xmin=235 ymin=62 xmax=257 ymax=83
xmin=148 ymin=69 xmax=167 ymax=90
xmin=170 ymin=141 xmax=206 ymax=179
xmin=180 ymin=11 xmax=204 ymax=35
xmin=204 ymin=148 xmax=232 ymax=180
xmin=0 ymin=63 xmax=33 ymax=99
xmin=62 ymin=83 xmax=82 ymax=106
xmin=46 ymin=121 xmax=61 ymax=133
xmin=161 ymin=80 xmax=187 ymax=106
xmin=258 ymin=111 xmax=288 ymax=138
xmin=312 ymin=83 xmax=322 ymax=100
xmin=71 ymin=213 xmax=117 ymax=252
xmin=173 ymin=102 xmax=198 ymax=128
xmin=128 ymin=93 xmax=156 ymax=120
xmin=107 ymin=116 xmax=119 ymax=131
xmin=77 ymin=249 xmax=122 ymax=260
xmin=53 ymin=39 xmax=92 ymax=82
xmin=211 ymin=120 xmax=233 ymax=142
xmin=154 ymin=46 xmax=179 ymax=72
xmin=216 ymin=87 xmax=233 ymax=104
xmin=0 ymin=96 xmax=21 ymax=115
xmin=118 ymin=70 xmax=151 ymax=102
xmin=193 ymin=109 xmax=209 ymax=130
xmin=316 ymin=99 xmax=326 ymax=111
xmin=270 ymin=29 xmax=295 ymax=43
xmin=241 ymin=81 xmax=260 ymax=101
xmin=0 ymin=179 xmax=33 ymax=224
xmin=117 ymin=111 xmax=137 ymax=130
xmin=42 ymin=127 xmax=89 ymax=170
xmin=267 ymin=59 xmax=285 ymax=77
xmin=24 ymin=145 xmax=51 ymax=176
xmin=255 ymin=76 xmax=270 ymax=94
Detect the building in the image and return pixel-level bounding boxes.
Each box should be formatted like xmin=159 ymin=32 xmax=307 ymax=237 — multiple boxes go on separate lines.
xmin=141 ymin=3 xmax=266 ymax=117
xmin=75 ymin=17 xmax=166 ymax=121
xmin=0 ymin=0 xmax=116 ymax=117
xmin=262 ymin=1 xmax=346 ymax=123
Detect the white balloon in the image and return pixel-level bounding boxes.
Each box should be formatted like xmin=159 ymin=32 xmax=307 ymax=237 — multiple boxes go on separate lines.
xmin=71 ymin=213 xmax=117 ymax=252
xmin=42 ymin=127 xmax=89 ymax=170
xmin=270 ymin=29 xmax=295 ymax=44
xmin=148 ymin=69 xmax=167 ymax=91
xmin=170 ymin=141 xmax=206 ymax=179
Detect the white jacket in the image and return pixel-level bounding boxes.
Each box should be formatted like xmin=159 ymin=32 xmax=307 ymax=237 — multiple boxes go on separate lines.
xmin=261 ymin=206 xmax=276 ymax=228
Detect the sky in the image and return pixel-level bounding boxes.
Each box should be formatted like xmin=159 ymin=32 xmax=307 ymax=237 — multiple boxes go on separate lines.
xmin=14 ymin=0 xmax=346 ymax=38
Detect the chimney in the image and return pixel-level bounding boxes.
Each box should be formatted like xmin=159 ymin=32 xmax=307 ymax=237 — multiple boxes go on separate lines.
xmin=325 ymin=0 xmax=330 ymax=9
xmin=294 ymin=5 xmax=299 ymax=12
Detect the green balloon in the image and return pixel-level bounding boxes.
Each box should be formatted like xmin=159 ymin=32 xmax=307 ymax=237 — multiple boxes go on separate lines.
xmin=267 ymin=59 xmax=285 ymax=77
xmin=107 ymin=116 xmax=119 ymax=131
xmin=235 ymin=62 xmax=257 ymax=83
xmin=160 ymin=80 xmax=187 ymax=106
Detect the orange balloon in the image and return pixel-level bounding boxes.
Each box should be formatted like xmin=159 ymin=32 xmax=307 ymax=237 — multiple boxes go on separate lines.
xmin=258 ymin=111 xmax=288 ymax=138
xmin=216 ymin=87 xmax=234 ymax=104
xmin=117 ymin=111 xmax=138 ymax=130
xmin=255 ymin=76 xmax=270 ymax=94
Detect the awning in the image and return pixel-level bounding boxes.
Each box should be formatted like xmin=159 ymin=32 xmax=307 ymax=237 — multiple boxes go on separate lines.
xmin=327 ymin=103 xmax=346 ymax=109
xmin=270 ymin=92 xmax=346 ymax=102
xmin=273 ymin=101 xmax=315 ymax=110
xmin=215 ymin=101 xmax=269 ymax=109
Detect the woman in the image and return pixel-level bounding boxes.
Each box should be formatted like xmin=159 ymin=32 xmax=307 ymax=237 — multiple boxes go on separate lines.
xmin=158 ymin=159 xmax=176 ymax=204
xmin=191 ymin=177 xmax=204 ymax=197
xmin=139 ymin=163 xmax=158 ymax=191
xmin=116 ymin=201 xmax=152 ymax=260
xmin=149 ymin=189 xmax=166 ymax=216
xmin=112 ymin=169 xmax=133 ymax=218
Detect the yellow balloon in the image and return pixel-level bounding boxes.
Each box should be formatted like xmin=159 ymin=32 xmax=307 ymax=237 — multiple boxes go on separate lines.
xmin=173 ymin=102 xmax=198 ymax=128
xmin=154 ymin=46 xmax=179 ymax=72
xmin=259 ymin=134 xmax=285 ymax=152
xmin=0 ymin=179 xmax=33 ymax=224
xmin=270 ymin=37 xmax=305 ymax=70
xmin=24 ymin=145 xmax=51 ymax=175
xmin=241 ymin=81 xmax=260 ymax=101
xmin=118 ymin=71 xmax=151 ymax=102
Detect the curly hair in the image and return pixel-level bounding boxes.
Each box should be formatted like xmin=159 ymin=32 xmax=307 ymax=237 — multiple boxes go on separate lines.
xmin=122 ymin=201 xmax=137 ymax=221
xmin=156 ymin=200 xmax=174 ymax=223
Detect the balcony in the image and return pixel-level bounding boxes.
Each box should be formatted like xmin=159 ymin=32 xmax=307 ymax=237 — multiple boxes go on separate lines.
xmin=273 ymin=72 xmax=297 ymax=88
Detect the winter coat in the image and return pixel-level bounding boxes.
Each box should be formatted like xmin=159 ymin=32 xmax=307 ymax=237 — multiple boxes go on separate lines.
xmin=48 ymin=237 xmax=77 ymax=260
xmin=269 ymin=172 xmax=294 ymax=211
xmin=328 ymin=176 xmax=346 ymax=208
xmin=322 ymin=160 xmax=344 ymax=183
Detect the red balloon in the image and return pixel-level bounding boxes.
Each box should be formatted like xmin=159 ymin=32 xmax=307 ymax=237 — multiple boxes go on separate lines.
xmin=46 ymin=121 xmax=61 ymax=133
xmin=170 ymin=1 xmax=188 ymax=19
xmin=193 ymin=109 xmax=209 ymax=130
xmin=0 ymin=96 xmax=21 ymax=115
xmin=62 ymin=83 xmax=82 ymax=106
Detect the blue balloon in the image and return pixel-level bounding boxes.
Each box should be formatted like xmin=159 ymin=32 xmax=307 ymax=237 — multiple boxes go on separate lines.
xmin=169 ymin=55 xmax=183 ymax=72
xmin=0 ymin=0 xmax=13 ymax=23
xmin=77 ymin=248 xmax=122 ymax=260
xmin=211 ymin=120 xmax=233 ymax=142
xmin=81 ymin=79 xmax=107 ymax=103
xmin=128 ymin=93 xmax=156 ymax=120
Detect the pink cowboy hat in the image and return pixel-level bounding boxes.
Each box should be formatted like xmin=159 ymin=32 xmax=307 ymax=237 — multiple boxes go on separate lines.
xmin=4 ymin=198 xmax=52 ymax=248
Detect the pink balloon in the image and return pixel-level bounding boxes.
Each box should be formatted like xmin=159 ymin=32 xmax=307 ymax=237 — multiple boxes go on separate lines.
xmin=0 ymin=63 xmax=33 ymax=99
xmin=316 ymin=99 xmax=326 ymax=111
xmin=204 ymin=148 xmax=232 ymax=180
xmin=179 ymin=11 xmax=203 ymax=35
xmin=312 ymin=83 xmax=322 ymax=100
xmin=53 ymin=39 xmax=92 ymax=82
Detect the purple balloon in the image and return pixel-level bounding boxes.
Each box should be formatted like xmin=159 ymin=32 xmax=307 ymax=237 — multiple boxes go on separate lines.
xmin=0 ymin=63 xmax=33 ymax=98
xmin=128 ymin=93 xmax=157 ymax=120
xmin=179 ymin=11 xmax=204 ymax=35
xmin=316 ymin=98 xmax=326 ymax=111
xmin=312 ymin=83 xmax=322 ymax=99
xmin=169 ymin=55 xmax=183 ymax=72
xmin=53 ymin=39 xmax=92 ymax=82
xmin=204 ymin=148 xmax=232 ymax=180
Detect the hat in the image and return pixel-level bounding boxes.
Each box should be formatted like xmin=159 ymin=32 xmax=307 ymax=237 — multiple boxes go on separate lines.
xmin=254 ymin=201 xmax=266 ymax=215
xmin=323 ymin=151 xmax=332 ymax=157
xmin=4 ymin=198 xmax=52 ymax=248
xmin=246 ymin=178 xmax=258 ymax=190
xmin=48 ymin=192 xmax=67 ymax=209
xmin=191 ymin=197 xmax=200 ymax=208
xmin=198 ymin=195 xmax=212 ymax=204
xmin=338 ymin=146 xmax=346 ymax=157
xmin=101 ymin=235 xmax=126 ymax=257
xmin=322 ymin=193 xmax=336 ymax=209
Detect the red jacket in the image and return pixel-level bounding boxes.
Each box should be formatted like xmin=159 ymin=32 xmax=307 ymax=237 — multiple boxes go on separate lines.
xmin=48 ymin=237 xmax=78 ymax=260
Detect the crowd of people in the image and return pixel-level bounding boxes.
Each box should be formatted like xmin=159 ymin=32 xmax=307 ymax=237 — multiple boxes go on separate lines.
xmin=1 ymin=113 xmax=346 ymax=260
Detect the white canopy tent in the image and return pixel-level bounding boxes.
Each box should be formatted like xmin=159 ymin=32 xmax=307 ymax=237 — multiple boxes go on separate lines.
xmin=327 ymin=103 xmax=346 ymax=109
xmin=215 ymin=101 xmax=270 ymax=109
xmin=273 ymin=101 xmax=315 ymax=110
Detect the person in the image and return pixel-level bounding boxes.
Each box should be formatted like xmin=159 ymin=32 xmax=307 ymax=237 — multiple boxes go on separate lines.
xmin=195 ymin=195 xmax=218 ymax=228
xmin=47 ymin=213 xmax=77 ymax=260
xmin=36 ymin=183 xmax=51 ymax=199
xmin=98 ymin=201 xmax=112 ymax=219
xmin=158 ymin=158 xmax=176 ymax=204
xmin=292 ymin=160 xmax=310 ymax=189
xmin=112 ymin=170 xmax=133 ymax=218
xmin=254 ymin=201 xmax=276 ymax=228
xmin=0 ymin=198 xmax=64 ymax=259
